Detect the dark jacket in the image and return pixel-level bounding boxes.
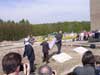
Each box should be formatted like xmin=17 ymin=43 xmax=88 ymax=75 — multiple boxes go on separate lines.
xmin=55 ymin=33 xmax=62 ymax=44
xmin=40 ymin=41 xmax=50 ymax=53
xmin=73 ymin=65 xmax=96 ymax=75
xmin=23 ymin=44 xmax=35 ymax=61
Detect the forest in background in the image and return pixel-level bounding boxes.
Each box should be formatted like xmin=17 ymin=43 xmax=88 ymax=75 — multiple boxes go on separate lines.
xmin=0 ymin=19 xmax=90 ymax=41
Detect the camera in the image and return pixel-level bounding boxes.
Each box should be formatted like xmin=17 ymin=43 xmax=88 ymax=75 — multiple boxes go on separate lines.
xmin=19 ymin=64 xmax=24 ymax=71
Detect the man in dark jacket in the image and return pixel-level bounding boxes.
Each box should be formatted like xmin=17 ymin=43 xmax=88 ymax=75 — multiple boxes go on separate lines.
xmin=23 ymin=40 xmax=35 ymax=73
xmin=55 ymin=31 xmax=63 ymax=54
xmin=40 ymin=38 xmax=50 ymax=63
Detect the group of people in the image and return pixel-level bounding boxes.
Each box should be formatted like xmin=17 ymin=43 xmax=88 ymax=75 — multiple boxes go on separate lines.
xmin=2 ymin=50 xmax=100 ymax=75
xmin=40 ymin=31 xmax=63 ymax=63
xmin=76 ymin=30 xmax=100 ymax=41
xmin=2 ymin=31 xmax=100 ymax=75
xmin=67 ymin=50 xmax=100 ymax=75
xmin=2 ymin=31 xmax=63 ymax=75
xmin=2 ymin=52 xmax=57 ymax=75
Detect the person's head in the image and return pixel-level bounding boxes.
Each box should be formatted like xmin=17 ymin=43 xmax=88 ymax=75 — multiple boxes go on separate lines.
xmin=67 ymin=72 xmax=76 ymax=75
xmin=38 ymin=65 xmax=53 ymax=75
xmin=44 ymin=38 xmax=48 ymax=41
xmin=82 ymin=50 xmax=95 ymax=67
xmin=95 ymin=55 xmax=100 ymax=67
xmin=2 ymin=52 xmax=22 ymax=75
xmin=59 ymin=30 xmax=62 ymax=34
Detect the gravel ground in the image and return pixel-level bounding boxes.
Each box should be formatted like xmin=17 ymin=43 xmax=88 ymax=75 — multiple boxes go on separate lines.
xmin=0 ymin=41 xmax=100 ymax=75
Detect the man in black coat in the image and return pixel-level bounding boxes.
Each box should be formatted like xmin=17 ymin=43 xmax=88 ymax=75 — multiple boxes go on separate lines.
xmin=55 ymin=31 xmax=63 ymax=54
xmin=40 ymin=38 xmax=50 ymax=63
xmin=23 ymin=40 xmax=35 ymax=73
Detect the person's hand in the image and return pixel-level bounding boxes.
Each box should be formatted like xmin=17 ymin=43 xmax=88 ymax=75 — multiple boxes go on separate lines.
xmin=23 ymin=63 xmax=30 ymax=75
xmin=22 ymin=57 xmax=30 ymax=75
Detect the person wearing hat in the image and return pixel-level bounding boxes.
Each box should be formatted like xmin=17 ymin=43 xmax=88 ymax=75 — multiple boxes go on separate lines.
xmin=40 ymin=38 xmax=50 ymax=63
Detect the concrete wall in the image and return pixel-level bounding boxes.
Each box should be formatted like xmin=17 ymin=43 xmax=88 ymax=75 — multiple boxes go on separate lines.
xmin=90 ymin=0 xmax=100 ymax=30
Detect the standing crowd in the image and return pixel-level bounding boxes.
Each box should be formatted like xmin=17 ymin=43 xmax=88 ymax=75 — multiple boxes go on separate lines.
xmin=2 ymin=31 xmax=62 ymax=75
xmin=2 ymin=31 xmax=100 ymax=75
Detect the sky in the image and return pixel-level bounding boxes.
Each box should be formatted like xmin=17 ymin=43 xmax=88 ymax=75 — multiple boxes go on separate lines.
xmin=0 ymin=0 xmax=90 ymax=24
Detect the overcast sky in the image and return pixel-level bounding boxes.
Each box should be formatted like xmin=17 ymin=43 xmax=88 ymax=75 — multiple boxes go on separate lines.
xmin=0 ymin=0 xmax=90 ymax=24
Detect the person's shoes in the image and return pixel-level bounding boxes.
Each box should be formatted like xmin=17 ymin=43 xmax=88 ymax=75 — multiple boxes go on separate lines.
xmin=46 ymin=61 xmax=50 ymax=64
xmin=57 ymin=52 xmax=61 ymax=54
xmin=30 ymin=70 xmax=35 ymax=75
xmin=30 ymin=72 xmax=35 ymax=75
xmin=30 ymin=70 xmax=35 ymax=73
xmin=42 ymin=59 xmax=45 ymax=62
